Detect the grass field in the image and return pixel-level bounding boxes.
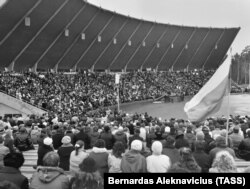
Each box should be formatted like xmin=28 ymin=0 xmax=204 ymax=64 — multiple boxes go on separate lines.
xmin=120 ymin=94 xmax=250 ymax=120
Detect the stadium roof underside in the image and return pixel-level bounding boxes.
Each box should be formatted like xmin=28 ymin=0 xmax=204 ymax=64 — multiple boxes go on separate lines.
xmin=0 ymin=0 xmax=240 ymax=72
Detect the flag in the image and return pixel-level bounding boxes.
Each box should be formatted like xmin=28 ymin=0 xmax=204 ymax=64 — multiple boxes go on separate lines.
xmin=184 ymin=56 xmax=231 ymax=122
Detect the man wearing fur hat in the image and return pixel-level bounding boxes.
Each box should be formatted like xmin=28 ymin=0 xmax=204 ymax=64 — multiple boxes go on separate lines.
xmin=120 ymin=140 xmax=147 ymax=172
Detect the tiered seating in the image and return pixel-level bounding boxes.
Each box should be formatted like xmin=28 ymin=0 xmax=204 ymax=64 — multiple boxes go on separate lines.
xmin=21 ymin=145 xmax=38 ymax=179
xmin=235 ymin=159 xmax=250 ymax=172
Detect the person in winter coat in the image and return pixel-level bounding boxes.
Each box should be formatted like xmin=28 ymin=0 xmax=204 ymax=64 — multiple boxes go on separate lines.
xmin=146 ymin=141 xmax=171 ymax=172
xmin=128 ymin=128 xmax=143 ymax=149
xmin=99 ymin=126 xmax=115 ymax=150
xmin=75 ymin=127 xmax=91 ymax=150
xmin=90 ymin=126 xmax=100 ymax=148
xmin=0 ymin=152 xmax=29 ymax=189
xmin=114 ymin=127 xmax=127 ymax=149
xmin=146 ymin=127 xmax=156 ymax=148
xmin=30 ymin=152 xmax=69 ymax=189
xmin=184 ymin=125 xmax=196 ymax=149
xmin=69 ymin=157 xmax=103 ymax=189
xmin=0 ymin=135 xmax=10 ymax=168
xmin=37 ymin=129 xmax=48 ymax=147
xmin=57 ymin=136 xmax=74 ymax=171
xmin=3 ymin=130 xmax=15 ymax=153
xmin=37 ymin=137 xmax=54 ymax=166
xmin=237 ymin=129 xmax=250 ymax=161
xmin=120 ymin=140 xmax=147 ymax=173
xmin=174 ymin=130 xmax=189 ymax=149
xmin=14 ymin=127 xmax=34 ymax=152
xmin=30 ymin=126 xmax=40 ymax=144
xmin=162 ymin=136 xmax=181 ymax=165
xmin=209 ymin=136 xmax=236 ymax=166
xmin=108 ymin=141 xmax=125 ymax=173
xmin=88 ymin=139 xmax=109 ymax=178
xmin=192 ymin=141 xmax=210 ymax=172
xmin=169 ymin=147 xmax=201 ymax=173
xmin=52 ymin=128 xmax=64 ymax=150
xmin=70 ymin=140 xmax=89 ymax=173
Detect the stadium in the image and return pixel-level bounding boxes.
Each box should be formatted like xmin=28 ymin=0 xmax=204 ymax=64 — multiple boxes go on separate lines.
xmin=0 ymin=0 xmax=250 ymax=188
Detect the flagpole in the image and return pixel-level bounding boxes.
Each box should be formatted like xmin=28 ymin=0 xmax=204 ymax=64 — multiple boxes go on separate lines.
xmin=226 ymin=49 xmax=232 ymax=146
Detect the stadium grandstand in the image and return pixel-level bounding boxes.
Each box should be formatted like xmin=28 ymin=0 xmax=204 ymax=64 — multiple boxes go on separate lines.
xmin=0 ymin=0 xmax=239 ymax=72
xmin=1 ymin=1 xmax=250 ymax=188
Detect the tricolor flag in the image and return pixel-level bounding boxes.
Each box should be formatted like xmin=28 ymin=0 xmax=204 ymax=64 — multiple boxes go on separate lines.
xmin=184 ymin=56 xmax=231 ymax=122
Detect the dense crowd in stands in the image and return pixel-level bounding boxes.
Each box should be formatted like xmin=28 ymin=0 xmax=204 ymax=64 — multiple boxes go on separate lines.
xmin=0 ymin=70 xmax=214 ymax=118
xmin=0 ymin=70 xmax=250 ymax=189
xmin=0 ymin=109 xmax=250 ymax=188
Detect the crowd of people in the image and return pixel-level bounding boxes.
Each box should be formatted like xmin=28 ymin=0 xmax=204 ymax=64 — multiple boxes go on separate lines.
xmin=0 ymin=109 xmax=250 ymax=188
xmin=0 ymin=70 xmax=214 ymax=118
xmin=0 ymin=70 xmax=250 ymax=189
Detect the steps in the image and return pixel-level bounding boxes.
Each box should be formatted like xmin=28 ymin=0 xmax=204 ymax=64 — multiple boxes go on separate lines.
xmin=20 ymin=145 xmax=250 ymax=178
xmin=21 ymin=145 xmax=38 ymax=179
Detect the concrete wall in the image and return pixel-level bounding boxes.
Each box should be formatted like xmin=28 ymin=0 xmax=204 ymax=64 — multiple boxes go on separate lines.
xmin=0 ymin=92 xmax=46 ymax=117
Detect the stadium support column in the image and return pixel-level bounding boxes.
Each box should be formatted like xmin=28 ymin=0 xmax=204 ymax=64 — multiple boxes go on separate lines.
xmin=31 ymin=62 xmax=37 ymax=73
xmin=53 ymin=64 xmax=58 ymax=73
xmin=7 ymin=61 xmax=15 ymax=72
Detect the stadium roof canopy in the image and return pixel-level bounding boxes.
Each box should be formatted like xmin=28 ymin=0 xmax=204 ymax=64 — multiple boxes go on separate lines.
xmin=0 ymin=0 xmax=240 ymax=72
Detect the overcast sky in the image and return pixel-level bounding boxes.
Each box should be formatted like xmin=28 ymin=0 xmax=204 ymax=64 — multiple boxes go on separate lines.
xmin=88 ymin=0 xmax=249 ymax=55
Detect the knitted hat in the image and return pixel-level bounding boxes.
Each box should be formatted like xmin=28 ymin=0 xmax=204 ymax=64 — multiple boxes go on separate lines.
xmin=44 ymin=137 xmax=53 ymax=146
xmin=61 ymin=136 xmax=71 ymax=144
xmin=165 ymin=126 xmax=170 ymax=133
xmin=131 ymin=140 xmax=142 ymax=151
xmin=79 ymin=157 xmax=97 ymax=173
xmin=151 ymin=141 xmax=162 ymax=155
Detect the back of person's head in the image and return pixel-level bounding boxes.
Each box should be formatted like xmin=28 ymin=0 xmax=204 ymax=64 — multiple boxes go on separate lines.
xmin=215 ymin=136 xmax=226 ymax=147
xmin=151 ymin=141 xmax=162 ymax=155
xmin=134 ymin=128 xmax=140 ymax=135
xmin=112 ymin=141 xmax=125 ymax=158
xmin=72 ymin=157 xmax=103 ymax=189
xmin=194 ymin=141 xmax=205 ymax=151
xmin=233 ymin=125 xmax=240 ymax=134
xmin=3 ymin=152 xmax=25 ymax=169
xmin=104 ymin=126 xmax=110 ymax=132
xmin=131 ymin=140 xmax=142 ymax=151
xmin=93 ymin=126 xmax=98 ymax=132
xmin=211 ymin=150 xmax=237 ymax=173
xmin=75 ymin=140 xmax=84 ymax=156
xmin=0 ymin=181 xmax=19 ymax=189
xmin=94 ymin=139 xmax=106 ymax=148
xmin=79 ymin=157 xmax=97 ymax=173
xmin=43 ymin=152 xmax=60 ymax=167
xmin=165 ymin=135 xmax=175 ymax=146
xmin=19 ymin=127 xmax=26 ymax=134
